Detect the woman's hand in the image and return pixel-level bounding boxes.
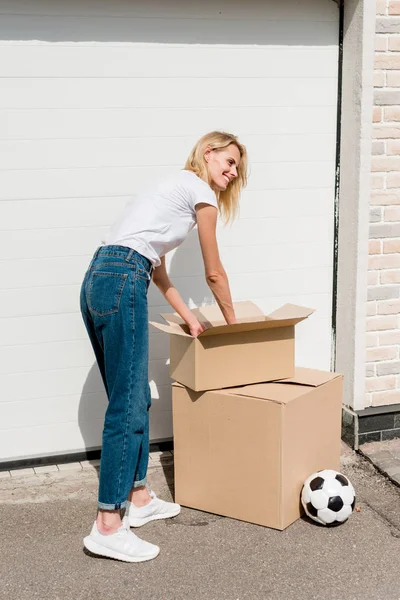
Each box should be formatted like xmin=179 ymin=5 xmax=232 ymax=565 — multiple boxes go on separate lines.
xmin=187 ymin=319 xmax=207 ymax=338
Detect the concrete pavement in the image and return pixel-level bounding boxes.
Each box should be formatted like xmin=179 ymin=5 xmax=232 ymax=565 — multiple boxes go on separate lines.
xmin=1 ymin=445 xmax=400 ymax=600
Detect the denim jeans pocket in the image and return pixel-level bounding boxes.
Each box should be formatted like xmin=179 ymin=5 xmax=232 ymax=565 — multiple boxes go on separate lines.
xmin=87 ymin=271 xmax=128 ymax=316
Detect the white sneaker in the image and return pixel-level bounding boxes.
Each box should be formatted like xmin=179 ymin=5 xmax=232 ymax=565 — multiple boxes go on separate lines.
xmin=83 ymin=516 xmax=160 ymax=562
xmin=126 ymin=491 xmax=181 ymax=528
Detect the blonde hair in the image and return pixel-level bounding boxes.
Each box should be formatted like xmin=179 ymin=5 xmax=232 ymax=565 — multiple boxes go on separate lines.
xmin=184 ymin=131 xmax=248 ymax=223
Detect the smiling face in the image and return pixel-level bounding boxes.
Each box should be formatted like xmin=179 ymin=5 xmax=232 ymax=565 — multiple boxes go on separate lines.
xmin=204 ymin=143 xmax=241 ymax=192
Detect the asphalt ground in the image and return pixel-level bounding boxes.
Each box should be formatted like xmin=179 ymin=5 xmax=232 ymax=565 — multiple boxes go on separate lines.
xmin=1 ymin=447 xmax=400 ymax=600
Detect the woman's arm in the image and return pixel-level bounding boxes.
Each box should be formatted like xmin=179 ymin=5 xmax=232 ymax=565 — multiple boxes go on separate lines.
xmin=152 ymin=256 xmax=205 ymax=337
xmin=196 ymin=203 xmax=236 ymax=325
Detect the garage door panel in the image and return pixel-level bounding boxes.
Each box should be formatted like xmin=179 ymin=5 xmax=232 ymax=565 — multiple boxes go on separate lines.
xmin=0 ymin=15 xmax=338 ymax=46
xmin=0 ymin=256 xmax=90 ymax=290
xmin=0 ymin=227 xmax=107 ymax=258
xmin=0 ymin=313 xmax=87 ymax=346
xmin=0 ymin=134 xmax=336 ymax=170
xmin=1 ymin=106 xmax=337 ymax=140
xmin=217 ymin=215 xmax=334 ymax=245
xmin=0 ymin=285 xmax=80 ymax=319
xmin=165 ymin=268 xmax=332 ymax=305
xmin=0 ymin=197 xmax=127 ymax=230
xmin=0 ymin=392 xmax=107 ymax=431
xmin=161 ymin=241 xmax=332 ymax=279
xmin=0 ymin=77 xmax=337 ymax=110
xmin=1 ymin=162 xmax=335 ymax=201
xmin=1 ymin=365 xmax=171 ymax=406
xmin=0 ymin=410 xmax=174 ymax=458
xmin=0 ymin=0 xmax=338 ymax=22
xmin=239 ymin=189 xmax=335 ymax=219
xmin=0 ymin=45 xmax=338 ymax=79
xmin=1 ymin=366 xmax=103 ymax=403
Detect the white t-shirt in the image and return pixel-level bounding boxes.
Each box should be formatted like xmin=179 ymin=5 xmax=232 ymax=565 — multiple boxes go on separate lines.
xmin=102 ymin=170 xmax=218 ymax=267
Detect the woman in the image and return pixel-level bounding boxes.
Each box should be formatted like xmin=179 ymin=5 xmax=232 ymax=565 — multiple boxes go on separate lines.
xmin=80 ymin=131 xmax=248 ymax=562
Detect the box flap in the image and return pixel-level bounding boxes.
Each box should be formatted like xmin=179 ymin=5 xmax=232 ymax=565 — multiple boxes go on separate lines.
xmin=197 ymin=319 xmax=282 ymax=337
xmin=158 ymin=302 xmax=314 ymax=338
xmin=198 ymin=304 xmax=314 ymax=337
xmin=161 ymin=301 xmax=264 ymax=329
xmin=277 ymin=367 xmax=342 ymax=387
xmin=149 ymin=321 xmax=191 ymax=338
xmin=226 ymin=383 xmax=304 ymax=405
xmin=224 ymin=368 xmax=341 ymax=404
xmin=265 ymin=303 xmax=315 ymax=325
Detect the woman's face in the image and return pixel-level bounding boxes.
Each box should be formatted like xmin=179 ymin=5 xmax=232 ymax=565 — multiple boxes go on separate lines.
xmin=204 ymin=143 xmax=241 ymax=191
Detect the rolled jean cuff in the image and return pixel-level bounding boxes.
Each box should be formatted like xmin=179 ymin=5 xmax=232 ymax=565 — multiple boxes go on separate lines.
xmin=132 ymin=477 xmax=147 ymax=489
xmin=98 ymin=500 xmax=127 ymax=511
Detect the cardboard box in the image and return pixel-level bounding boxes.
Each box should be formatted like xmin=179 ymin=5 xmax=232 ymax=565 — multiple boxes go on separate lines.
xmin=172 ymin=367 xmax=343 ymax=530
xmin=150 ymin=301 xmax=314 ymax=391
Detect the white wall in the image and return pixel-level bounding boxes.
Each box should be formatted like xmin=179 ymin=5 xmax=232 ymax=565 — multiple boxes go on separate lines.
xmin=0 ymin=0 xmax=339 ymax=461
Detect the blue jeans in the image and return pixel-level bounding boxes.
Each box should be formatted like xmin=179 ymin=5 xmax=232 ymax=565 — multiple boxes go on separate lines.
xmin=80 ymin=245 xmax=153 ymax=510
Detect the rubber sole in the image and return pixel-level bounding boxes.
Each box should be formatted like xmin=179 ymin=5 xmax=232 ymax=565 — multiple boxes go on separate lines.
xmin=83 ymin=536 xmax=160 ymax=563
xmin=128 ymin=507 xmax=181 ymax=528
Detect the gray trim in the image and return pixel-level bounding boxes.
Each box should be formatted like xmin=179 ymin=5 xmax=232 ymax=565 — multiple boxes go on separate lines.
xmin=357 ymin=403 xmax=400 ymax=416
xmin=335 ymin=0 xmax=376 ymax=410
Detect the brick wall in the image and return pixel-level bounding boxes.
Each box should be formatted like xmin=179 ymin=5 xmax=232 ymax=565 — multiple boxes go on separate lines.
xmin=367 ymin=0 xmax=400 ymax=406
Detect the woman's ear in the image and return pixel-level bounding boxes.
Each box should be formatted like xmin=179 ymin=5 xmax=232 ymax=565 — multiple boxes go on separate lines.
xmin=203 ymin=145 xmax=212 ymax=163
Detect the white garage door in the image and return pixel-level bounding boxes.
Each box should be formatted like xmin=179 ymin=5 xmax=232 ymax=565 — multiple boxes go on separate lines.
xmin=0 ymin=0 xmax=339 ymax=462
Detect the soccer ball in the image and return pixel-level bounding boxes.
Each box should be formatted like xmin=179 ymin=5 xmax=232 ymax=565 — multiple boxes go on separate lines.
xmin=301 ymin=469 xmax=356 ymax=526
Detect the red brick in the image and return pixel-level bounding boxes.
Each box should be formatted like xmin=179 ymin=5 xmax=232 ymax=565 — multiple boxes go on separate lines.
xmin=381 ymin=268 xmax=400 ymax=282
xmin=389 ymin=37 xmax=400 ymax=51
xmin=369 ymin=240 xmax=382 ymax=254
xmin=373 ymin=107 xmax=382 ymax=123
xmin=371 ymin=192 xmax=400 ymax=205
xmin=387 ymin=172 xmax=400 ymax=187
xmin=368 ymin=253 xmax=400 ymax=269
xmin=371 ymin=156 xmax=400 ymax=171
xmin=383 ymin=238 xmax=400 ymax=252
xmin=365 ymin=375 xmax=397 ymax=392
xmin=371 ymin=174 xmax=385 ymax=189
xmin=374 ymin=71 xmax=385 ymax=88
xmin=379 ymin=330 xmax=400 ymax=344
xmin=384 ymin=107 xmax=400 ymax=121
xmin=367 ymin=345 xmax=398 ymax=360
xmin=376 ymin=35 xmax=388 ymax=51
xmin=371 ymin=390 xmax=400 ymax=406
xmin=387 ymin=139 xmax=400 ymax=154
xmin=389 ymin=1 xmax=400 ymax=14
xmin=375 ymin=53 xmax=400 ymax=69
xmin=378 ymin=0 xmax=388 ymax=14
xmin=368 ymin=270 xmax=380 ymax=285
xmin=385 ymin=206 xmax=400 ymax=221
xmin=367 ymin=314 xmax=399 ymax=330
xmin=387 ymin=70 xmax=400 ymax=86
xmin=373 ymin=125 xmax=400 ymax=138
xmin=378 ymin=299 xmax=400 ymax=313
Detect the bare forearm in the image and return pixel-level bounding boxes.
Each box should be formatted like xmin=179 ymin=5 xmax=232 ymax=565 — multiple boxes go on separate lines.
xmin=155 ymin=280 xmax=197 ymax=326
xmin=206 ymin=268 xmax=236 ymax=324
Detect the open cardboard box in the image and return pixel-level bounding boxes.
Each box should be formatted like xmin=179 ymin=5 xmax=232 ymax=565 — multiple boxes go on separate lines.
xmin=150 ymin=301 xmax=314 ymax=391
xmin=172 ymin=367 xmax=343 ymax=530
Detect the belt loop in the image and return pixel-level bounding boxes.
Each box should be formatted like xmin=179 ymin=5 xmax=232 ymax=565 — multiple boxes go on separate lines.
xmin=126 ymin=248 xmax=134 ymax=262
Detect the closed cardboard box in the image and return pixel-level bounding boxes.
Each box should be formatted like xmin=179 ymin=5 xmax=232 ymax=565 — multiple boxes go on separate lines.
xmin=172 ymin=367 xmax=343 ymax=530
xmin=151 ymin=301 xmax=314 ymax=391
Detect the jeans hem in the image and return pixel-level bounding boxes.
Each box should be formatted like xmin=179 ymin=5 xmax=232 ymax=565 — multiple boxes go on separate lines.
xmin=98 ymin=500 xmax=127 ymax=511
xmin=132 ymin=477 xmax=147 ymax=489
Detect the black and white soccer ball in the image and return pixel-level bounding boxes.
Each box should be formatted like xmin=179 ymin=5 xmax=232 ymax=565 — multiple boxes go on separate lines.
xmin=301 ymin=469 xmax=356 ymax=526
